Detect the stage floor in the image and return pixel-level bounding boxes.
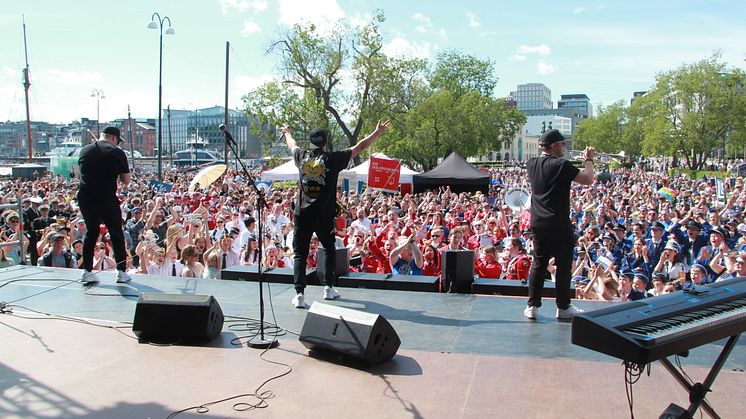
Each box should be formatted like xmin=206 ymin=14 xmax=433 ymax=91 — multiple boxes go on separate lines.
xmin=1 ymin=265 xmax=745 ymax=418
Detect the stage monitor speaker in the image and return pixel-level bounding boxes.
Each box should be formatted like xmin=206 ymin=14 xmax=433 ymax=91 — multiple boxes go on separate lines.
xmin=317 ymin=246 xmax=349 ymax=285
xmin=132 ymin=293 xmax=224 ymax=344
xmin=441 ymin=249 xmax=475 ymax=293
xmin=299 ymin=302 xmax=400 ymax=366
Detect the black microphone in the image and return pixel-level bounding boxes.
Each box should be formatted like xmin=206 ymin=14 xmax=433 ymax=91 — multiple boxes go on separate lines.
xmin=219 ymin=124 xmax=235 ymax=145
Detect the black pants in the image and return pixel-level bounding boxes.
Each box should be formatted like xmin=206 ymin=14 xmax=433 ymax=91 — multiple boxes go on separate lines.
xmin=292 ymin=213 xmax=337 ymax=294
xmin=527 ymin=225 xmax=574 ymax=309
xmin=79 ymin=198 xmax=127 ymax=273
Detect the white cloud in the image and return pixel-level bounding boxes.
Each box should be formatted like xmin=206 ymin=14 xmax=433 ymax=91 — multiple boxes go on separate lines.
xmin=537 ymin=62 xmax=556 ymax=75
xmin=573 ymin=7 xmax=586 ymax=15
xmin=512 ymin=54 xmax=527 ymax=61
xmin=277 ymin=0 xmax=345 ymax=30
xmin=347 ymin=12 xmax=373 ymax=29
xmin=220 ymin=0 xmax=267 ymax=14
xmin=466 ymin=12 xmax=480 ymax=28
xmin=38 ymin=69 xmax=102 ymax=85
xmin=241 ymin=21 xmax=261 ymax=36
xmin=383 ymin=36 xmax=437 ymax=59
xmin=516 ymin=44 xmax=551 ymax=56
xmin=412 ymin=13 xmax=432 ymax=33
xmin=3 ymin=66 xmax=16 ymax=77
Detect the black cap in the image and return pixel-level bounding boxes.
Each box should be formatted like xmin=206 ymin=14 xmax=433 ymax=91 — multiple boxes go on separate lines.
xmin=309 ymin=128 xmax=328 ymax=148
xmin=649 ymin=221 xmax=665 ymax=230
xmin=538 ymin=129 xmax=565 ymax=146
xmin=613 ymin=223 xmax=627 ymax=232
xmin=710 ymin=227 xmax=726 ymax=238
xmin=686 ymin=221 xmax=702 ymax=231
xmin=102 ymin=126 xmax=124 ymax=144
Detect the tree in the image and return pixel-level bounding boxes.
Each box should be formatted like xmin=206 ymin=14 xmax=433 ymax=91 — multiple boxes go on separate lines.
xmin=573 ymin=101 xmax=627 ymax=154
xmin=242 ymin=11 xmax=428 ymax=164
xmin=639 ymin=53 xmax=746 ymax=169
xmin=376 ymin=52 xmax=524 ymax=170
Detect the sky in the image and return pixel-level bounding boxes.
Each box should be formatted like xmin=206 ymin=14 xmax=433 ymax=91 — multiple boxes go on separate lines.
xmin=1 ymin=0 xmax=745 ymax=125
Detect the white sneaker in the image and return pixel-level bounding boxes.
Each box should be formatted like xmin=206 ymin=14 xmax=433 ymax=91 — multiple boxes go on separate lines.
xmin=323 ymin=286 xmax=340 ymax=300
xmin=80 ymin=270 xmax=100 ymax=285
xmin=524 ymin=306 xmax=538 ymax=320
xmin=556 ymin=304 xmax=584 ymax=320
xmin=116 ymin=271 xmax=132 ymax=284
xmin=292 ymin=293 xmax=307 ymax=309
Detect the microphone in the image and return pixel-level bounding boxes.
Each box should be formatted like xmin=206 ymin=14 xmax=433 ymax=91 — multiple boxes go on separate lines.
xmin=219 ymin=124 xmax=235 ymax=145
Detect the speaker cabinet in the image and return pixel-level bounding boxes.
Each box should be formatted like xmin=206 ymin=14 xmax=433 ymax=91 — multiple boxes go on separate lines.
xmin=132 ymin=293 xmax=224 ymax=344
xmin=441 ymin=249 xmax=475 ymax=293
xmin=317 ymin=246 xmax=349 ymax=285
xmin=299 ymin=302 xmax=400 ymax=366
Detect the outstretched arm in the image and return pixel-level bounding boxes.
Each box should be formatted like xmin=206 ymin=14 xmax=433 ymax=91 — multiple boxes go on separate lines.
xmin=281 ymin=125 xmax=298 ymax=153
xmin=350 ymin=120 xmax=391 ymax=159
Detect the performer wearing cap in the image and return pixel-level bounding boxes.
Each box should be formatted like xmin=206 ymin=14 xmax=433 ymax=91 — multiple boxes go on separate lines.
xmin=282 ymin=120 xmax=390 ymax=308
xmin=77 ymin=126 xmax=131 ymax=284
xmin=524 ymin=129 xmax=596 ymax=320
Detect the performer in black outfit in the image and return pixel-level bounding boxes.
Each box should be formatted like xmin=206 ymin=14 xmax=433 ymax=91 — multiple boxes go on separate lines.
xmin=77 ymin=126 xmax=132 ymax=284
xmin=525 ymin=129 xmax=596 ymax=320
xmin=282 ymin=120 xmax=390 ymax=308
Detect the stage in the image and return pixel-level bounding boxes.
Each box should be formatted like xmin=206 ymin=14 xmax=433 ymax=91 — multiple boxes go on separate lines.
xmin=1 ymin=265 xmax=744 ymax=418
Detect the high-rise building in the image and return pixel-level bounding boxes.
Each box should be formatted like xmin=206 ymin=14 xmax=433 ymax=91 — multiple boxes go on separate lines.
xmin=557 ymin=94 xmax=593 ymax=118
xmin=510 ymin=83 xmax=552 ymax=111
xmin=159 ymin=106 xmax=262 ymax=159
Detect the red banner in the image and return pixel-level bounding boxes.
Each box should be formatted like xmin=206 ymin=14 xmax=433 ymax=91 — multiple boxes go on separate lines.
xmin=368 ymin=156 xmax=401 ymax=193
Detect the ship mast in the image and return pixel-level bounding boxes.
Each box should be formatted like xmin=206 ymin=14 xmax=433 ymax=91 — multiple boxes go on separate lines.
xmin=22 ymin=15 xmax=33 ymax=162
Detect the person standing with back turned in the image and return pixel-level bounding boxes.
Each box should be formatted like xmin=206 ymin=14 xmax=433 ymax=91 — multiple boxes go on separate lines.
xmin=524 ymin=129 xmax=596 ymax=320
xmin=282 ymin=120 xmax=390 ymax=308
xmin=77 ymin=126 xmax=132 ymax=285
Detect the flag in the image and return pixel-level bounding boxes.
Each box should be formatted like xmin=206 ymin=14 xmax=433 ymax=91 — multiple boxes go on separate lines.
xmin=657 ymin=186 xmax=678 ymax=200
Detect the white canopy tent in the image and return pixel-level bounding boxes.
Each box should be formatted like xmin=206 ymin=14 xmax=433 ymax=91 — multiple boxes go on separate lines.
xmin=260 ymin=159 xmax=298 ymax=181
xmin=340 ymin=153 xmax=418 ymax=184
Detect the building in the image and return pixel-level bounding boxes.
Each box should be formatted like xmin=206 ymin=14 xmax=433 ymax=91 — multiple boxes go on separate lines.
xmin=158 ymin=106 xmax=262 ymax=159
xmin=510 ymin=83 xmax=552 ymax=111
xmin=631 ymin=91 xmax=647 ymax=105
xmin=557 ymin=94 xmax=593 ymax=118
xmin=117 ymin=119 xmax=157 ymax=157
xmin=524 ymin=115 xmax=573 ymax=137
xmin=0 ymin=121 xmax=62 ymax=158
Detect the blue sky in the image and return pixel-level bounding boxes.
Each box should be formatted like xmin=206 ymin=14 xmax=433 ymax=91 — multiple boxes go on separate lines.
xmin=1 ymin=0 xmax=744 ymax=124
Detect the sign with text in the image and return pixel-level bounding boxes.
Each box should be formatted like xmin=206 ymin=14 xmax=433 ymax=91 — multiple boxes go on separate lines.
xmin=368 ymin=156 xmax=401 ymax=193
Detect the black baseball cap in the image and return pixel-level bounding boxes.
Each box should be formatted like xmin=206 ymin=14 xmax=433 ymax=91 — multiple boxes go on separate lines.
xmin=538 ymin=129 xmax=565 ymax=146
xmin=102 ymin=126 xmax=124 ymax=144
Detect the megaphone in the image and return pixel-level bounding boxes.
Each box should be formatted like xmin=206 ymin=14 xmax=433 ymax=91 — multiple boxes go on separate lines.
xmin=505 ymin=188 xmax=531 ymax=212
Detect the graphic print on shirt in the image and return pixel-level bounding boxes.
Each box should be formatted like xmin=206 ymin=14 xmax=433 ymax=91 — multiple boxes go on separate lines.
xmin=301 ymin=155 xmax=328 ymax=199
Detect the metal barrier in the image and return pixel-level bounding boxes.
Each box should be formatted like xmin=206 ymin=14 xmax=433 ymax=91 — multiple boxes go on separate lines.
xmin=0 ymin=200 xmax=27 ymax=265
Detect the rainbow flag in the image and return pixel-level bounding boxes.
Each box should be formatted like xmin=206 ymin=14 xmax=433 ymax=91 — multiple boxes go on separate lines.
xmin=658 ymin=186 xmax=678 ymax=200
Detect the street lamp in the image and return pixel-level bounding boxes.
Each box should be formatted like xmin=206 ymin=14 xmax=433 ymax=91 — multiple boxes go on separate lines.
xmin=147 ymin=12 xmax=175 ymax=180
xmin=90 ymin=88 xmax=105 ymax=136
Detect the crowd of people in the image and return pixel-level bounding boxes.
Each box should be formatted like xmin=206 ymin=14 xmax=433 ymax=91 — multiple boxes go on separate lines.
xmin=2 ymin=152 xmax=746 ymax=305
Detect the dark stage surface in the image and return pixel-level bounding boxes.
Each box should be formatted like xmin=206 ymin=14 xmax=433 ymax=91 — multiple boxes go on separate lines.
xmin=1 ymin=265 xmax=744 ymax=418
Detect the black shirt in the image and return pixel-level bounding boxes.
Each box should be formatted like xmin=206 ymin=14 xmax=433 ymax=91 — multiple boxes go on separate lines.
xmin=293 ymin=147 xmax=351 ymax=216
xmin=77 ymin=140 xmax=129 ymax=205
xmin=527 ymin=154 xmax=579 ymax=229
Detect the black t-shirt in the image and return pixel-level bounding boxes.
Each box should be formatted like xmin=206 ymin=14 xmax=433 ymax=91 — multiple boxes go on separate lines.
xmin=293 ymin=147 xmax=351 ymax=216
xmin=527 ymin=155 xmax=579 ymax=229
xmin=77 ymin=141 xmax=129 ymax=204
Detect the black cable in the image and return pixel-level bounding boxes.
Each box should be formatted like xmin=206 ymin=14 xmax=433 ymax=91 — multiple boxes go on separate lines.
xmin=2 ymin=304 xmax=138 ymax=340
xmin=623 ymin=361 xmax=647 ymax=419
xmin=5 ymin=278 xmax=82 ymax=305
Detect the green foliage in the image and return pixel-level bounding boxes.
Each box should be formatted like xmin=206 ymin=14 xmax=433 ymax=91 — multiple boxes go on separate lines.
xmin=573 ymin=100 xmax=627 ymax=153
xmin=639 ymin=52 xmax=746 ymax=169
xmin=430 ymin=50 xmax=497 ymax=98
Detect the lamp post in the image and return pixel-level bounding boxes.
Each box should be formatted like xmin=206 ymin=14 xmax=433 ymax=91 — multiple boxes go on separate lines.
xmin=147 ymin=12 xmax=174 ymax=180
xmin=90 ymin=88 xmax=105 ymax=136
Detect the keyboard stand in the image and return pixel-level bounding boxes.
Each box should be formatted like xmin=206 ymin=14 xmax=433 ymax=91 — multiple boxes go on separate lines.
xmin=658 ymin=333 xmax=741 ymax=419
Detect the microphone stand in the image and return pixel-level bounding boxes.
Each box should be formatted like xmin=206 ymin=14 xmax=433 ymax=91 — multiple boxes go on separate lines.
xmin=222 ymin=128 xmax=278 ymax=350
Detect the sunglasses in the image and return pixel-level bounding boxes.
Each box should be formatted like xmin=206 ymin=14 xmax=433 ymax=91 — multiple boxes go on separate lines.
xmin=431 ymin=234 xmax=442 ymax=238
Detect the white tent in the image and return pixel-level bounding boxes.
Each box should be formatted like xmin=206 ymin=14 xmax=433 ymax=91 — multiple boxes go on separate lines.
xmin=260 ymin=160 xmax=298 ymax=181
xmin=340 ymin=153 xmax=418 ymax=184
